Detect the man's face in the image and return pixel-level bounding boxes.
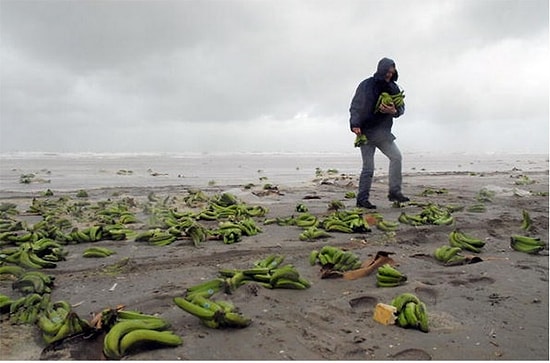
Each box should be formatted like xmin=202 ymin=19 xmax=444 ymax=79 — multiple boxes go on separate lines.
xmin=384 ymin=66 xmax=396 ymax=82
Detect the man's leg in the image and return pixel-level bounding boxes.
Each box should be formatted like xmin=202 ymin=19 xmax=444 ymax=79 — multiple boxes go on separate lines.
xmin=357 ymin=143 xmax=377 ymax=207
xmin=378 ymin=140 xmax=408 ymax=200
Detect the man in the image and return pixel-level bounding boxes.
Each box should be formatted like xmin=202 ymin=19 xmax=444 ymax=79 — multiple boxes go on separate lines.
xmin=349 ymin=57 xmax=409 ymax=209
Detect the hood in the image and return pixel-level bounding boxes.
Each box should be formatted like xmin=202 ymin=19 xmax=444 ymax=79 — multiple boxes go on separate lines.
xmin=374 ymin=57 xmax=398 ymax=82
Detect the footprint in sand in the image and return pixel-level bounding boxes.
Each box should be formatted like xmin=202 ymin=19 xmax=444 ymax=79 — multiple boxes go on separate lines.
xmin=414 ymin=285 xmax=438 ymax=305
xmin=448 ymin=276 xmax=495 ymax=287
xmin=389 ymin=348 xmax=432 ymax=360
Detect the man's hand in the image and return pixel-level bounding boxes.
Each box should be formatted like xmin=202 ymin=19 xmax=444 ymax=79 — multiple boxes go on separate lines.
xmin=379 ymin=103 xmax=397 ymax=115
xmin=352 ymin=127 xmax=361 ymax=135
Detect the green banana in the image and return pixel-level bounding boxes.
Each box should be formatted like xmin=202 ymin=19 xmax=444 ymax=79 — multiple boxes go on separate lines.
xmin=377 ymin=264 xmax=405 ymax=279
xmin=415 ymin=301 xmax=429 ymax=332
xmin=103 ymin=318 xmax=169 ymax=359
xmin=520 ymin=210 xmax=533 ymax=231
xmin=403 ymin=301 xmax=419 ymax=328
xmin=173 ymin=297 xmax=216 ymax=321
xmin=118 ymin=329 xmax=182 ymax=358
xmin=222 ymin=312 xmax=252 ymax=328
xmin=390 ymin=293 xmax=421 ymax=312
xmin=308 ymin=250 xmax=319 ymax=266
xmin=0 ymin=265 xmax=25 ymax=279
xmin=510 ymin=235 xmax=546 ymax=254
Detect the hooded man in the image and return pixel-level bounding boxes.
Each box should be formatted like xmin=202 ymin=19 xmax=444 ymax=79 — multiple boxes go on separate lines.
xmin=349 ymin=57 xmax=409 ymax=209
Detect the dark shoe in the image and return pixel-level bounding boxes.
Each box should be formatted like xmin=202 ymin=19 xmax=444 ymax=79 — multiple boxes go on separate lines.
xmin=388 ymin=193 xmax=410 ymax=203
xmin=356 ymin=200 xmax=377 ymax=209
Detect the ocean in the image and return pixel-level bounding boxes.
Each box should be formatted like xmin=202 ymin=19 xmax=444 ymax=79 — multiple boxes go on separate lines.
xmin=0 ymin=151 xmax=547 ymax=192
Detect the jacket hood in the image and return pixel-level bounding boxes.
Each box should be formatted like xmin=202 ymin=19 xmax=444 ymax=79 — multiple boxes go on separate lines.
xmin=374 ymin=57 xmax=398 ymax=82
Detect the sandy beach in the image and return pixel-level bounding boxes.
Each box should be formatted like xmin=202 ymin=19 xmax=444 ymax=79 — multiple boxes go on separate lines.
xmin=0 ymin=154 xmax=548 ymax=361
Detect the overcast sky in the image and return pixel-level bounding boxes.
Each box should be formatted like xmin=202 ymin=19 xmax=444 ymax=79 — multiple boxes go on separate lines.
xmin=0 ymin=0 xmax=548 ymax=154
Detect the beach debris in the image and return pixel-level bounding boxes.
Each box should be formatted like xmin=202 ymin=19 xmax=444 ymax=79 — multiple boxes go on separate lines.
xmin=510 ymin=235 xmax=546 ymax=254
xmin=373 ymin=303 xmax=397 ymax=325
xmin=116 ymin=169 xmax=133 ymax=175
xmin=390 ymin=292 xmax=429 ymax=333
xmin=342 ymin=251 xmax=395 ymax=280
xmin=19 ymin=173 xmax=51 ymax=184
xmin=448 ymin=229 xmax=485 ymax=253
xmin=375 ymin=264 xmax=408 ymax=288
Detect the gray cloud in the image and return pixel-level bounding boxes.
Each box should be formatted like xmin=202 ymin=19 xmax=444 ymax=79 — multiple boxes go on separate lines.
xmin=0 ymin=0 xmax=548 ymax=153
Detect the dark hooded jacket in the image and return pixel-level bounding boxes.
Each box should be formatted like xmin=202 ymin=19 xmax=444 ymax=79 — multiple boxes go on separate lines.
xmin=349 ymin=57 xmax=404 ymax=144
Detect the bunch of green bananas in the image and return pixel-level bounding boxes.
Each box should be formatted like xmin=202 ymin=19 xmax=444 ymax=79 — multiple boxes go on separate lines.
xmin=0 ymin=240 xmax=66 ymax=269
xmin=39 ymin=305 xmax=91 ymax=344
xmin=397 ymin=212 xmax=426 ymax=226
xmin=8 ymin=293 xmax=51 ymax=325
xmin=390 ymin=293 xmax=429 ymax=333
xmin=520 ymin=210 xmax=533 ymax=231
xmin=433 ymin=245 xmax=466 ymax=265
xmin=12 ymin=270 xmax=55 ymax=294
xmin=173 ymin=295 xmax=251 ymax=329
xmin=374 ymin=91 xmax=405 ymax=112
xmin=354 ymin=134 xmax=368 ymax=147
xmin=344 ymin=191 xmax=356 ymax=199
xmin=263 ymin=212 xmax=319 ymax=229
xmin=214 ymin=217 xmax=262 ymax=244
xmin=134 ymin=229 xmax=177 ymax=246
xmin=376 ymin=264 xmax=407 ymax=287
xmin=376 ymin=219 xmax=400 ymax=232
xmin=419 ymin=204 xmax=455 ymax=225
xmin=82 ymin=246 xmax=116 ymax=258
xmin=103 ymin=312 xmax=181 ymax=359
xmin=510 ymin=235 xmax=546 ymax=254
xmin=321 ymin=210 xmax=370 ymax=233
xmin=309 ymin=245 xmax=362 ymax=272
xmin=219 ymin=262 xmax=311 ymax=291
xmin=448 ymin=229 xmax=485 ymax=253
xmin=299 ymin=226 xmax=331 ymax=241
xmin=184 ymin=223 xmax=209 ymax=246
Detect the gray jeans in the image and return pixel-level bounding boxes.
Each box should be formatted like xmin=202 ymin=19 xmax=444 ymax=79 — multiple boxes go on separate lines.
xmin=358 ymin=140 xmax=403 ymax=202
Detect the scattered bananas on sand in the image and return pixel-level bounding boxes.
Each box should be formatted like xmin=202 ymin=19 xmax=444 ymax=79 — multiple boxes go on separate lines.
xmin=103 ymin=311 xmax=181 ymax=359
xmin=82 ymin=246 xmax=116 ymax=258
xmin=219 ymin=255 xmax=311 ymax=292
xmin=174 ymin=295 xmax=251 ymax=329
xmin=0 ymin=239 xmax=66 ymax=269
xmin=390 ymin=293 xmax=429 ymax=333
xmin=12 ymin=270 xmax=55 ymax=294
xmin=375 ymin=264 xmax=407 ymax=287
xmin=448 ymin=229 xmax=485 ymax=253
xmin=433 ymin=245 xmax=467 ymax=265
xmin=310 ymin=245 xmax=362 ymax=272
xmin=299 ymin=226 xmax=331 ymax=241
xmin=321 ymin=210 xmax=370 ymax=233
xmin=510 ymin=235 xmax=546 ymax=254
xmin=376 ymin=219 xmax=400 ymax=232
